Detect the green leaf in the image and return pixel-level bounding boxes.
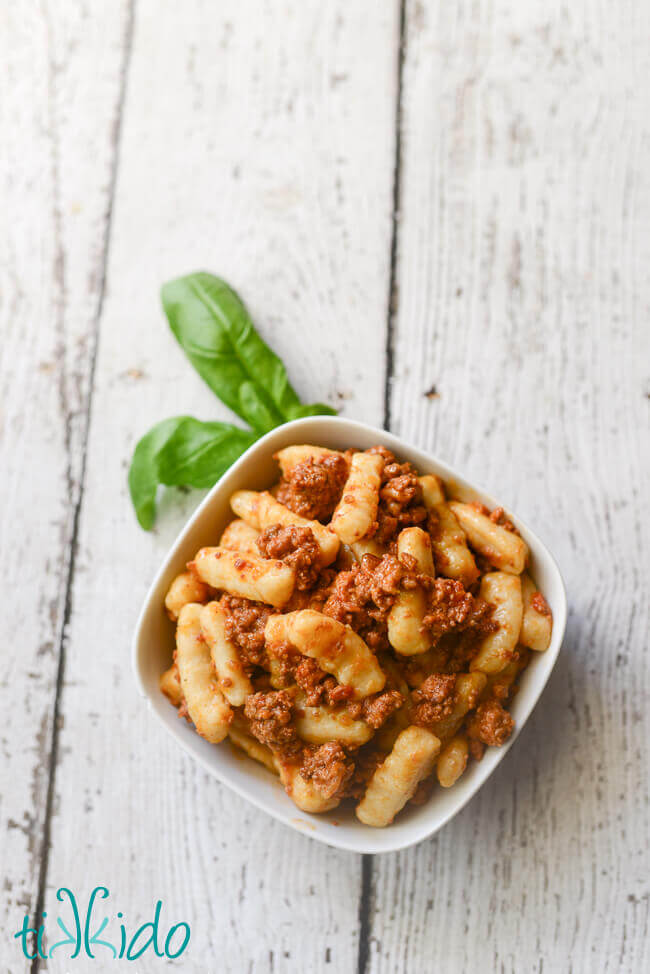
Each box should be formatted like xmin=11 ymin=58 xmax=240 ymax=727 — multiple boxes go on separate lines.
xmin=156 ymin=418 xmax=257 ymax=486
xmin=128 ymin=416 xmax=257 ymax=530
xmin=128 ymin=417 xmax=185 ymax=530
xmin=161 ymin=272 xmax=335 ymax=433
xmin=287 ymin=402 xmax=338 ymax=420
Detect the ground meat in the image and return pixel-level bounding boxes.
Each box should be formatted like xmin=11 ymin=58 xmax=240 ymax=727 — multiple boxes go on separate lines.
xmin=303 ymin=677 xmax=355 ymax=708
xmin=411 ymin=673 xmax=457 ymax=727
xmin=368 ymin=458 xmax=428 ymax=546
xmin=266 ymin=644 xmax=401 ymax=718
xmin=361 ymin=554 xmax=407 ymax=608
xmin=381 ymin=471 xmax=421 ymax=513
xmin=358 ymin=690 xmax=404 ymax=729
xmin=344 ymin=745 xmax=386 ymax=800
xmin=244 ymin=690 xmax=301 ymax=757
xmin=300 ymin=742 xmax=354 ymax=800
xmin=322 ymin=552 xmax=408 ymax=650
xmin=489 ymin=507 xmax=517 ymax=532
xmin=222 ymin=595 xmax=272 ymax=669
xmin=530 ymin=591 xmax=552 ymax=617
xmin=422 ymin=578 xmax=493 ymax=642
xmin=325 ymin=681 xmax=357 ymax=706
xmin=256 ymin=524 xmax=321 ymax=589
xmin=324 ymin=553 xmax=404 ymax=622
xmin=322 ymin=566 xmax=379 ymax=635
xmin=293 ymin=654 xmax=335 ymax=704
xmin=267 ymin=645 xmax=354 ymax=706
xmin=275 ymin=454 xmax=348 ymax=522
xmin=367 ymin=445 xmax=397 ymax=463
xmin=293 ymin=654 xmax=328 ymax=699
xmin=466 ymin=699 xmax=514 ymax=750
xmin=442 ymin=604 xmax=499 ymax=672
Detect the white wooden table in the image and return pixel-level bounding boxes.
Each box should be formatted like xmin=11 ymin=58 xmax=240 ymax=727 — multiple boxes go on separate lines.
xmin=2 ymin=2 xmax=649 ymax=971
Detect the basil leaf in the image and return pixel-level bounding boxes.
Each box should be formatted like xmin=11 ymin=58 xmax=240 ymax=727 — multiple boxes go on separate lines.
xmin=161 ymin=272 xmax=336 ymax=433
xmin=128 ymin=416 xmax=256 ymax=530
xmin=287 ymin=402 xmax=339 ymax=420
xmin=128 ymin=417 xmax=186 ymax=530
xmin=155 ymin=418 xmax=257 ymax=486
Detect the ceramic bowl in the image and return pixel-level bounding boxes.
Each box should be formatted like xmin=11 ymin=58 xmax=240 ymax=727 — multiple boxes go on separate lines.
xmin=132 ymin=416 xmax=567 ymax=853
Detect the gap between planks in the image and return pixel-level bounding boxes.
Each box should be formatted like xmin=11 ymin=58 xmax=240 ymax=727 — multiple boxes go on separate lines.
xmin=29 ymin=5 xmax=137 ymax=974
xmin=25 ymin=2 xmax=403 ymax=971
xmin=358 ymin=0 xmax=408 ymax=970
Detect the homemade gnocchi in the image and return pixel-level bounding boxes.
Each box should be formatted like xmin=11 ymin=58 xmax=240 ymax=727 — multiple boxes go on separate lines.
xmin=160 ymin=443 xmax=553 ymax=826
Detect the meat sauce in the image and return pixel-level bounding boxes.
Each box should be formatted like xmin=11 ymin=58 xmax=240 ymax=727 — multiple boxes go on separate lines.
xmin=166 ymin=445 xmax=546 ymax=819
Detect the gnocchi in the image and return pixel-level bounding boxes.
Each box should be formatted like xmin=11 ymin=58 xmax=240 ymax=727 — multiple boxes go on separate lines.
xmin=158 ymin=442 xmax=552 ymax=827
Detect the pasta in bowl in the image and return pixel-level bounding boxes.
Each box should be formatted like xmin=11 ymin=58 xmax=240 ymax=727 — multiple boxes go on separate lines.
xmin=134 ymin=418 xmax=565 ymax=849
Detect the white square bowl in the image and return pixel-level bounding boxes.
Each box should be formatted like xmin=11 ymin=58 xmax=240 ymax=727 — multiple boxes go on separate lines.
xmin=132 ymin=416 xmax=567 ymax=854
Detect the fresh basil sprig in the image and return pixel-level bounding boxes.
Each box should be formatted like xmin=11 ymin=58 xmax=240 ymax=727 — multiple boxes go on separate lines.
xmin=162 ymin=273 xmax=334 ymax=433
xmin=129 ymin=417 xmax=258 ymax=530
xmin=128 ymin=273 xmax=336 ymax=530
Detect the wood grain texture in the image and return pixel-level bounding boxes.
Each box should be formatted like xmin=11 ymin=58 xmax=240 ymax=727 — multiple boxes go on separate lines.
xmin=371 ymin=1 xmax=650 ymax=972
xmin=3 ymin=0 xmax=649 ymax=971
xmin=38 ymin=2 xmax=398 ymax=972
xmin=0 ymin=0 xmax=131 ymax=952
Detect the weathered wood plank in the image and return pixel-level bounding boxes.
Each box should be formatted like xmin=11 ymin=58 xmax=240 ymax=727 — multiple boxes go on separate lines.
xmin=41 ymin=2 xmax=399 ymax=971
xmin=371 ymin=0 xmax=650 ymax=971
xmin=0 ymin=0 xmax=132 ymax=955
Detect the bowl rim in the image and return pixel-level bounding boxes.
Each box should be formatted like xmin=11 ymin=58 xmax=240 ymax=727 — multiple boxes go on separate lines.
xmin=132 ymin=415 xmax=567 ymax=854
